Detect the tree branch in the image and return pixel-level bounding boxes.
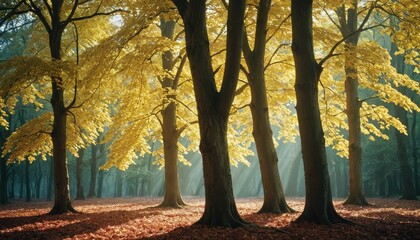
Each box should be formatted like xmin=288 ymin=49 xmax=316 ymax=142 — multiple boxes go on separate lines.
xmin=27 ymin=0 xmax=52 ymax=33
xmin=319 ymin=19 xmax=388 ymax=66
xmin=171 ymin=0 xmax=188 ymax=20
xmin=0 ymin=0 xmax=27 ymax=27
xmin=172 ymin=54 xmax=187 ymax=90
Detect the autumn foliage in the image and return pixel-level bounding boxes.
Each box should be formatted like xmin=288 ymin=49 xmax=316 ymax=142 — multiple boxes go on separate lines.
xmin=0 ymin=198 xmax=419 ymax=239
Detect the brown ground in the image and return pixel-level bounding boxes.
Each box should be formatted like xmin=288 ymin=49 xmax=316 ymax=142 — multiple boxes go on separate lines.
xmin=0 ymin=197 xmax=419 ymax=239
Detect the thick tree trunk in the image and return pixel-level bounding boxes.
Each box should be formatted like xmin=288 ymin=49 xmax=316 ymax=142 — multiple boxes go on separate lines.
xmin=243 ymin=0 xmax=292 ymax=214
xmin=87 ymin=144 xmax=97 ymax=198
xmin=172 ymin=0 xmax=246 ymax=227
xmin=48 ymin=11 xmax=76 ymax=213
xmin=196 ymin=115 xmax=246 ymax=227
xmin=158 ymin=18 xmax=185 ymax=208
xmin=291 ymin=0 xmax=347 ymax=224
xmin=75 ymin=148 xmax=85 ymax=200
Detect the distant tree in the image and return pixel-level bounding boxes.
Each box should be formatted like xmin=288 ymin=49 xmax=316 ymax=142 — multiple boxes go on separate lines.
xmin=87 ymin=143 xmax=97 ymax=198
xmin=390 ymin=40 xmax=417 ymax=200
xmin=75 ymin=147 xmax=85 ymax=200
xmin=291 ymin=0 xmax=347 ymax=224
xmin=171 ymin=0 xmax=247 ymax=227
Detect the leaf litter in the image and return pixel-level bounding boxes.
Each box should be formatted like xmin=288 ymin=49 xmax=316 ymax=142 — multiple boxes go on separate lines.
xmin=0 ymin=198 xmax=418 ymax=239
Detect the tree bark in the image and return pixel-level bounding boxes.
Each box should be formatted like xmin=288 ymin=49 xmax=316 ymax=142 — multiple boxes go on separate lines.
xmin=335 ymin=3 xmax=369 ymax=205
xmin=291 ymin=0 xmax=347 ymax=224
xmin=88 ymin=144 xmax=97 ymax=198
xmin=35 ymin=160 xmax=42 ymax=199
xmin=48 ymin=2 xmax=76 ymax=214
xmin=0 ymin=130 xmax=8 ymax=204
xmin=343 ymin=49 xmax=368 ymax=205
xmin=394 ymin=105 xmax=417 ymax=199
xmin=172 ymin=0 xmax=247 ymax=227
xmin=97 ymin=144 xmax=105 ymax=198
xmin=158 ymin=18 xmax=185 ymax=208
xmin=242 ymin=0 xmax=292 ymax=214
xmin=389 ymin=42 xmax=417 ymax=200
xmin=115 ymin=169 xmax=123 ymax=197
xmin=412 ymin=112 xmax=419 ymax=195
xmin=47 ymin=156 xmax=53 ymax=201
xmin=9 ymin=169 xmax=15 ymax=199
xmin=25 ymin=159 xmax=31 ymax=202
xmin=75 ymin=148 xmax=85 ymax=200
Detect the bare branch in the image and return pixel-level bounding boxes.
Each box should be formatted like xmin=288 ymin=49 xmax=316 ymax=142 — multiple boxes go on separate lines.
xmin=319 ymin=19 xmax=389 ymax=66
xmin=266 ymin=13 xmax=291 ymax=43
xmin=172 ymin=54 xmax=187 ymax=90
xmin=66 ymin=22 xmax=79 ymax=111
xmin=63 ymin=8 xmax=126 ymax=25
xmin=27 ymin=0 xmax=52 ymax=33
xmin=0 ymin=1 xmax=28 ymax=28
xmin=41 ymin=0 xmax=52 ymax=18
xmin=171 ymin=0 xmax=188 ymax=19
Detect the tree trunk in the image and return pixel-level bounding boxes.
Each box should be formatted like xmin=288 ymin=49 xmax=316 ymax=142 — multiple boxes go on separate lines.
xmin=242 ymin=0 xmax=292 ymax=214
xmin=343 ymin=51 xmax=369 ymax=205
xmin=115 ymin=169 xmax=123 ymax=197
xmin=291 ymin=0 xmax=347 ymax=224
xmin=172 ymin=0 xmax=247 ymax=227
xmin=75 ymin=148 xmax=85 ymax=200
xmin=9 ymin=169 xmax=15 ymax=199
xmin=158 ymin=18 xmax=185 ymax=208
xmin=35 ymin=160 xmax=42 ymax=199
xmin=0 ymin=154 xmax=8 ymax=204
xmin=394 ymin=105 xmax=417 ymax=199
xmin=25 ymin=159 xmax=31 ymax=202
xmin=334 ymin=2 xmax=369 ymax=206
xmin=48 ymin=8 xmax=76 ymax=213
xmin=412 ymin=112 xmax=419 ymax=195
xmin=97 ymin=170 xmax=104 ymax=198
xmin=97 ymin=143 xmax=105 ymax=198
xmin=0 ymin=125 xmax=9 ymax=204
xmin=47 ymin=156 xmax=53 ymax=201
xmin=88 ymin=144 xmax=97 ymax=198
xmin=390 ymin=42 xmax=417 ymax=200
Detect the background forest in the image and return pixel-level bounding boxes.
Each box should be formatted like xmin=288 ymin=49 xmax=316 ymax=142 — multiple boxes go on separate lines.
xmin=0 ymin=0 xmax=419 ymax=225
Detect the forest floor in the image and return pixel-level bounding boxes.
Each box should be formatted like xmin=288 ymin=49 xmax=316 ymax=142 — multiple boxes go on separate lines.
xmin=0 ymin=197 xmax=419 ymax=239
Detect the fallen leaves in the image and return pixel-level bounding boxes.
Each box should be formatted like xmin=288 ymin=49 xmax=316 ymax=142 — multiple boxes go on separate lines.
xmin=0 ymin=198 xmax=418 ymax=239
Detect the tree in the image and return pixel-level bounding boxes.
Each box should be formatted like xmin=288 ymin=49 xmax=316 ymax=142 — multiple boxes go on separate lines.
xmin=315 ymin=0 xmax=420 ymax=205
xmin=157 ymin=17 xmax=187 ymax=208
xmin=390 ymin=40 xmax=417 ymax=200
xmin=291 ymin=0 xmax=346 ymax=224
xmin=87 ymin=142 xmax=97 ymax=198
xmin=75 ymin=147 xmax=85 ymax=200
xmin=0 ymin=0 xmax=121 ymax=214
xmin=171 ymin=0 xmax=247 ymax=227
xmin=240 ymin=0 xmax=292 ymax=214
